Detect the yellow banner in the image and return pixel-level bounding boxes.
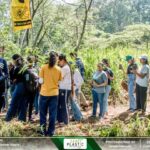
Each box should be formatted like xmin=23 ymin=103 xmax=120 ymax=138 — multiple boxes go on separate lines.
xmin=11 ymin=0 xmax=32 ymax=32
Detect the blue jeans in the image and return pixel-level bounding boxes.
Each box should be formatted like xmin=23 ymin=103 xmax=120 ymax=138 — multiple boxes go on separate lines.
xmin=57 ymin=90 xmax=71 ymax=125
xmin=128 ymin=74 xmax=136 ymax=110
xmin=10 ymin=84 xmax=15 ymax=97
xmin=103 ymin=85 xmax=111 ymax=113
xmin=92 ymin=89 xmax=105 ymax=118
xmin=5 ymin=82 xmax=27 ymax=122
xmin=70 ymin=98 xmax=83 ymax=121
xmin=39 ymin=95 xmax=58 ymax=136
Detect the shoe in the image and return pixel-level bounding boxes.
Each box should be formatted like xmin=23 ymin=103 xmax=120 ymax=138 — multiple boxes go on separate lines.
xmin=70 ymin=117 xmax=75 ymax=122
xmin=89 ymin=115 xmax=96 ymax=119
xmin=99 ymin=117 xmax=104 ymax=123
xmin=29 ymin=118 xmax=34 ymax=122
xmin=127 ymin=108 xmax=131 ymax=111
xmin=129 ymin=109 xmax=135 ymax=113
xmin=134 ymin=109 xmax=142 ymax=112
xmin=37 ymin=130 xmax=47 ymax=136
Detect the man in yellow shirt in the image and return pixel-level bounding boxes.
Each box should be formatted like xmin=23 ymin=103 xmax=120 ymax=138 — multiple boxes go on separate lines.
xmin=39 ymin=52 xmax=62 ymax=136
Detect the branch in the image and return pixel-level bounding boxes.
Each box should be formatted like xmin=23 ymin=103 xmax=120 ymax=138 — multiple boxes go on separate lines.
xmin=60 ymin=0 xmax=80 ymax=7
xmin=74 ymin=0 xmax=93 ymax=51
xmin=37 ymin=30 xmax=47 ymax=47
xmin=32 ymin=0 xmax=47 ymax=19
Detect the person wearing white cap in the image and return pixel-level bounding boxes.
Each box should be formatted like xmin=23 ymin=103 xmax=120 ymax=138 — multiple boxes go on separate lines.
xmin=132 ymin=54 xmax=149 ymax=113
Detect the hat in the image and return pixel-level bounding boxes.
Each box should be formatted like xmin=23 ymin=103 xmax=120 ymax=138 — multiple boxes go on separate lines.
xmin=139 ymin=54 xmax=148 ymax=60
xmin=125 ymin=55 xmax=134 ymax=61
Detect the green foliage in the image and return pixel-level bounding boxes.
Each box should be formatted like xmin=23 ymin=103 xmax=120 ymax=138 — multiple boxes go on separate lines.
xmin=94 ymin=0 xmax=150 ymax=33
xmin=99 ymin=121 xmax=124 ymax=137
xmin=1 ymin=0 xmax=150 ymax=51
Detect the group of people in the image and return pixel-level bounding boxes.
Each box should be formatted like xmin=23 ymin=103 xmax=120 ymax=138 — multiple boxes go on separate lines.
xmin=126 ymin=54 xmax=149 ymax=114
xmin=0 ymin=49 xmax=150 ymax=136
xmin=0 ymin=51 xmax=87 ymax=136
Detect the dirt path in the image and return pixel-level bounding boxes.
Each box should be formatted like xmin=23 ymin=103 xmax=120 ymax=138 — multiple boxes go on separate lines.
xmin=1 ymin=100 xmax=150 ymax=136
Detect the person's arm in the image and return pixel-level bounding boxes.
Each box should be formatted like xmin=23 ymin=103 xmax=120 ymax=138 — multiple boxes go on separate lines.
xmin=107 ymin=71 xmax=114 ymax=80
xmin=0 ymin=75 xmax=6 ymax=82
xmin=39 ymin=66 xmax=44 ymax=84
xmin=59 ymin=69 xmax=63 ymax=81
xmin=61 ymin=66 xmax=67 ymax=79
xmin=93 ymin=80 xmax=107 ymax=87
xmin=12 ymin=67 xmax=19 ymax=83
xmin=134 ymin=71 xmax=147 ymax=78
xmin=93 ymin=73 xmax=108 ymax=87
xmin=133 ymin=67 xmax=148 ymax=79
xmin=74 ymin=71 xmax=83 ymax=88
xmin=3 ymin=59 xmax=9 ymax=78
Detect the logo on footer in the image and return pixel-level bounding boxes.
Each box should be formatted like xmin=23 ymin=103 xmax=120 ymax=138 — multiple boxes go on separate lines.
xmin=64 ymin=139 xmax=87 ymax=149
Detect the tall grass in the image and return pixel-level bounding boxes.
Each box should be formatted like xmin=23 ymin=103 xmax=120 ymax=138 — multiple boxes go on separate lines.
xmin=78 ymin=48 xmax=150 ymax=98
xmin=3 ymin=47 xmax=150 ymax=99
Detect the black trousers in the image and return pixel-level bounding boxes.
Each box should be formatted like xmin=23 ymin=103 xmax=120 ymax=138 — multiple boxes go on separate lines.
xmin=0 ymin=83 xmax=5 ymax=112
xmin=136 ymin=83 xmax=147 ymax=112
xmin=26 ymin=92 xmax=36 ymax=120
xmin=0 ymin=92 xmax=5 ymax=112
xmin=57 ymin=90 xmax=71 ymax=124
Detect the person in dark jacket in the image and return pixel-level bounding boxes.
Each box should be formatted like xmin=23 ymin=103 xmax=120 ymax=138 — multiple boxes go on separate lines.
xmin=26 ymin=56 xmax=38 ymax=121
xmin=0 ymin=57 xmax=8 ymax=113
xmin=8 ymin=62 xmax=15 ymax=96
xmin=5 ymin=54 xmax=27 ymax=122
xmin=70 ymin=52 xmax=85 ymax=80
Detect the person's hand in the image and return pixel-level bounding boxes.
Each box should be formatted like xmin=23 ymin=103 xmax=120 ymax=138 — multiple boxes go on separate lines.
xmin=89 ymin=81 xmax=93 ymax=86
xmin=13 ymin=79 xmax=17 ymax=83
xmin=107 ymin=73 xmax=111 ymax=79
xmin=132 ymin=69 xmax=137 ymax=74
xmin=93 ymin=81 xmax=99 ymax=88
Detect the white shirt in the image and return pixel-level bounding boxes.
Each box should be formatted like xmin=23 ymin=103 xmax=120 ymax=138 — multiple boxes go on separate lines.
xmin=73 ymin=69 xmax=84 ymax=90
xmin=136 ymin=64 xmax=150 ymax=87
xmin=59 ymin=64 xmax=71 ymax=90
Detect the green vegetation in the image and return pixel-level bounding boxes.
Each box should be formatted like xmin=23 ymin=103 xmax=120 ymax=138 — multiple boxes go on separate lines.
xmin=55 ymin=115 xmax=150 ymax=137
xmin=0 ymin=0 xmax=150 ymax=137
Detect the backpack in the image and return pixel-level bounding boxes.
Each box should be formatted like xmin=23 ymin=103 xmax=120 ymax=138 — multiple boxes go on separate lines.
xmin=24 ymin=69 xmax=37 ymax=93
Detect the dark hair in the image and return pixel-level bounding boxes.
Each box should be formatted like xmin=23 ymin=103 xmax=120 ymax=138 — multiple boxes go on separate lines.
xmin=102 ymin=59 xmax=110 ymax=66
xmin=12 ymin=54 xmax=21 ymax=60
xmin=145 ymin=59 xmax=149 ymax=65
xmin=48 ymin=52 xmax=57 ymax=68
xmin=59 ymin=54 xmax=67 ymax=62
xmin=131 ymin=58 xmax=135 ymax=64
xmin=12 ymin=54 xmax=23 ymax=66
xmin=50 ymin=51 xmax=58 ymax=57
xmin=98 ymin=62 xmax=104 ymax=67
xmin=27 ymin=56 xmax=33 ymax=63
xmin=70 ymin=52 xmax=74 ymax=57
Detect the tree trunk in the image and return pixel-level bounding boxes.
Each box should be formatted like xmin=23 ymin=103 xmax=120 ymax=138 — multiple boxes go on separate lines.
xmin=74 ymin=0 xmax=93 ymax=52
xmin=20 ymin=0 xmax=45 ymax=48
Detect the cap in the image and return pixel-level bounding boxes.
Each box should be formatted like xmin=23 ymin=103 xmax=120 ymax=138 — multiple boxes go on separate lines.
xmin=139 ymin=54 xmax=148 ymax=60
xmin=125 ymin=55 xmax=134 ymax=61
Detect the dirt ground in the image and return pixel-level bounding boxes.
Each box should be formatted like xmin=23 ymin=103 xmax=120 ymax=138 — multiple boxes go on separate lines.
xmin=1 ymin=95 xmax=150 ymax=136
